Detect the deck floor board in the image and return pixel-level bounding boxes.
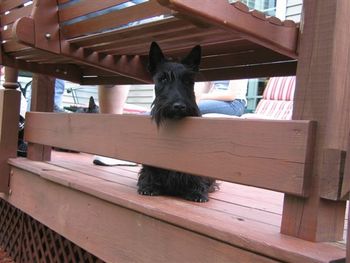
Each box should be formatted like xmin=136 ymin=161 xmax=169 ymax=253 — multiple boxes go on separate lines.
xmin=6 ymin=151 xmax=347 ymax=262
xmin=49 ymin=151 xmax=348 ymax=239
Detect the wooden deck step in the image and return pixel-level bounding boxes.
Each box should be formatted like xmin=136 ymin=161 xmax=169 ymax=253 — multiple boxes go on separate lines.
xmin=3 ymin=152 xmax=346 ymax=263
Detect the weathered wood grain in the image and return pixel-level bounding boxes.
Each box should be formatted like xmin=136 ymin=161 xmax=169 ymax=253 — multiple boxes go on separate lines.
xmin=0 ymin=89 xmax=21 ymax=193
xmin=24 ymin=112 xmax=315 ymax=196
xmin=281 ymin=0 xmax=349 ymax=241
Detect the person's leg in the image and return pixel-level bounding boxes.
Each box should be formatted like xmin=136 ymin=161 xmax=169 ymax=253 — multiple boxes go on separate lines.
xmin=194 ymin=82 xmax=212 ymax=104
xmin=54 ymin=79 xmax=65 ymax=112
xmin=198 ymin=99 xmax=245 ymax=116
xmin=98 ymin=84 xmax=130 ymax=114
xmin=94 ymin=85 xmax=136 ymax=166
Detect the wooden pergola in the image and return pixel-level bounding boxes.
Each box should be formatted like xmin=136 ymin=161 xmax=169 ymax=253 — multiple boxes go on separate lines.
xmin=0 ymin=0 xmax=349 ymax=262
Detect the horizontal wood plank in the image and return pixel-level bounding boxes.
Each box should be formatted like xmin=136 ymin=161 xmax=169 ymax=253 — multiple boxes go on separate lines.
xmin=61 ymin=0 xmax=172 ymax=39
xmin=59 ymin=0 xmax=128 ymax=22
xmin=1 ymin=4 xmax=32 ymax=26
xmin=0 ymin=0 xmax=31 ymax=14
xmin=24 ymin=112 xmax=315 ymax=195
xmin=2 ymin=167 xmax=281 ymax=263
xmin=159 ymin=0 xmax=298 ymax=58
xmin=5 ymin=158 xmax=346 ymax=262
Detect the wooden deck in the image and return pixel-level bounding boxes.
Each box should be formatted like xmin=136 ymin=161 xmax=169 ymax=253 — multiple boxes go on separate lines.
xmin=2 ymin=150 xmax=346 ymax=263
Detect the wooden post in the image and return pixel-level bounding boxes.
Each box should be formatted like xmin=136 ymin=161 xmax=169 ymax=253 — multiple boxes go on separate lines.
xmin=281 ymin=1 xmax=349 ymax=241
xmin=0 ymin=67 xmax=21 ymax=193
xmin=27 ymin=74 xmax=55 ymax=161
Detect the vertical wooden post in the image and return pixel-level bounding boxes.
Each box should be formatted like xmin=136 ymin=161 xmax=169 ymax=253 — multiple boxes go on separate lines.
xmin=281 ymin=1 xmax=349 ymax=241
xmin=27 ymin=74 xmax=55 ymax=161
xmin=0 ymin=67 xmax=21 ymax=193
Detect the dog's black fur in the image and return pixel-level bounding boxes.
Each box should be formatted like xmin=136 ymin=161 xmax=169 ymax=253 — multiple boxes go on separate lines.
xmin=75 ymin=96 xmax=99 ymax=113
xmin=137 ymin=42 xmax=217 ymax=202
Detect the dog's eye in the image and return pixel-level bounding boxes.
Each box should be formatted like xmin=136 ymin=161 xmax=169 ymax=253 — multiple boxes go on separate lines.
xmin=158 ymin=74 xmax=168 ymax=83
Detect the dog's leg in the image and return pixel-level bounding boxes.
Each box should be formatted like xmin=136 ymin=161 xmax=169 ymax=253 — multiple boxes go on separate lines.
xmin=180 ymin=175 xmax=215 ymax=203
xmin=137 ymin=165 xmax=163 ymax=196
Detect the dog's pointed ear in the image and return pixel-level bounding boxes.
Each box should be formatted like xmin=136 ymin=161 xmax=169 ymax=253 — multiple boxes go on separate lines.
xmin=148 ymin=42 xmax=165 ymax=75
xmin=181 ymin=45 xmax=201 ymax=72
xmin=88 ymin=96 xmax=96 ymax=108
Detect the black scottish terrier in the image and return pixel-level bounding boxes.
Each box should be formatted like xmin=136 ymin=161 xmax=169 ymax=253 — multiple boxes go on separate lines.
xmin=137 ymin=42 xmax=217 ymax=202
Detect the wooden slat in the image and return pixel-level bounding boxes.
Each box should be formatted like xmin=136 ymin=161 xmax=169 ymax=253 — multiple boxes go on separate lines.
xmin=1 ymin=54 xmax=82 ymax=84
xmin=61 ymin=0 xmax=172 ymax=39
xmin=1 ymin=26 xmax=13 ymax=41
xmin=1 ymin=4 xmax=32 ymax=26
xmin=5 ymin=158 xmax=346 ymax=262
xmin=3 ymin=40 xmax=30 ymax=53
xmin=24 ymin=112 xmax=315 ymax=196
xmin=60 ymin=42 xmax=152 ymax=83
xmin=198 ymin=61 xmax=297 ymax=81
xmin=67 ymin=17 xmax=192 ymax=47
xmin=57 ymin=0 xmax=70 ymax=4
xmin=200 ymin=48 xmax=289 ymax=69
xmin=159 ymin=0 xmax=298 ymax=58
xmin=3 ymin=167 xmax=279 ymax=263
xmin=0 ymin=0 xmax=31 ymax=14
xmin=59 ymin=0 xmax=128 ymax=22
xmin=89 ymin=27 xmax=231 ymax=53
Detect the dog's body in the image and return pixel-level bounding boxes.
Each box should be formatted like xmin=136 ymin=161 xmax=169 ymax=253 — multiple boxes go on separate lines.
xmin=137 ymin=42 xmax=216 ymax=202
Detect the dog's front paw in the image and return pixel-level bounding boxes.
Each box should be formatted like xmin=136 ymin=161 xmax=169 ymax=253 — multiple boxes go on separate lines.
xmin=184 ymin=193 xmax=209 ymax=203
xmin=138 ymin=189 xmax=161 ymax=196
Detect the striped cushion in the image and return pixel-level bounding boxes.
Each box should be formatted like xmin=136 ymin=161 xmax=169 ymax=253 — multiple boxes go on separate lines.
xmin=253 ymin=76 xmax=296 ymax=120
xmin=123 ymin=103 xmax=148 ymax=114
xmin=262 ymin=76 xmax=295 ymax=101
xmin=255 ymin=100 xmax=293 ymax=120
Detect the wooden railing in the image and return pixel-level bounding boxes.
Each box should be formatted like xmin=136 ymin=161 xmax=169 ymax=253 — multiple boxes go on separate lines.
xmin=24 ymin=112 xmax=315 ymax=196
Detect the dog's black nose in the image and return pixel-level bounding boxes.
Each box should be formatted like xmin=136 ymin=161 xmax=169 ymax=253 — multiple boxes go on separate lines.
xmin=172 ymin=102 xmax=187 ymax=112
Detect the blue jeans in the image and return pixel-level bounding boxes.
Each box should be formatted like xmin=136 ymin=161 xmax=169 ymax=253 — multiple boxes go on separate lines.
xmin=198 ymin=99 xmax=246 ymax=116
xmin=26 ymin=79 xmax=65 ymax=111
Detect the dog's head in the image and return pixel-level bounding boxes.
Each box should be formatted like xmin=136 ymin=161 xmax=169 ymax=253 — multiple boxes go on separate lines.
xmin=75 ymin=96 xmax=99 ymax=113
xmin=148 ymin=42 xmax=201 ymax=126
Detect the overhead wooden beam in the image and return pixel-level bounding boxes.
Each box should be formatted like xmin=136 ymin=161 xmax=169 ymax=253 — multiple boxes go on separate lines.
xmin=2 ymin=54 xmax=82 ymax=83
xmin=199 ymin=61 xmax=297 ymax=81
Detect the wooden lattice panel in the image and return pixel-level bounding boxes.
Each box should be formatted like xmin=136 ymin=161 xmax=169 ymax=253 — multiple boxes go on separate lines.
xmin=0 ymin=198 xmax=22 ymax=261
xmin=0 ymin=199 xmax=104 ymax=263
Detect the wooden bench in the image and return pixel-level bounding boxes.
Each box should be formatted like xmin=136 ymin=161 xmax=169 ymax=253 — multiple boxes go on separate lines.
xmin=0 ymin=0 xmax=349 ymax=262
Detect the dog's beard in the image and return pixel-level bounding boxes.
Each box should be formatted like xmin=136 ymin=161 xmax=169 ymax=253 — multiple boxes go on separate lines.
xmin=151 ymin=100 xmax=200 ymax=127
